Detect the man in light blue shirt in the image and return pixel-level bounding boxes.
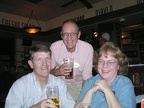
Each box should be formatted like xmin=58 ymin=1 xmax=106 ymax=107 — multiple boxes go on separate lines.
xmin=5 ymin=44 xmax=75 ymax=108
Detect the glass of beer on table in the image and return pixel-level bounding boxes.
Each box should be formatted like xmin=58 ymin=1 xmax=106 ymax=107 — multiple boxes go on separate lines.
xmin=63 ymin=58 xmax=74 ymax=79
xmin=79 ymin=103 xmax=91 ymax=108
xmin=46 ymin=86 xmax=59 ymax=108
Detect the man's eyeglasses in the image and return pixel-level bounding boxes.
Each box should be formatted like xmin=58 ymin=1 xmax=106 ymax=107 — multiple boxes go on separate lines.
xmin=61 ymin=32 xmax=78 ymax=38
xmin=98 ymin=60 xmax=118 ymax=66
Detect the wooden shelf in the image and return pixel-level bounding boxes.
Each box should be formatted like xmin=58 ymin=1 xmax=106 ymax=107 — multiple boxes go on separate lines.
xmin=127 ymin=65 xmax=144 ymax=95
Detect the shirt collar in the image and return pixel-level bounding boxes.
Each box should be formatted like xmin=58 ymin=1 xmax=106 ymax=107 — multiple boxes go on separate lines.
xmin=32 ymin=72 xmax=50 ymax=85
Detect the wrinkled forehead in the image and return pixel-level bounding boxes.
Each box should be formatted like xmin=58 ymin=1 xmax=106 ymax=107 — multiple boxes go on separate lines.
xmin=32 ymin=51 xmax=51 ymax=59
xmin=62 ymin=22 xmax=79 ymax=32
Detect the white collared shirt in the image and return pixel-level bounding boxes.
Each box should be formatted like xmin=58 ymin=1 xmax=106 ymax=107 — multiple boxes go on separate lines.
xmin=5 ymin=72 xmax=75 ymax=108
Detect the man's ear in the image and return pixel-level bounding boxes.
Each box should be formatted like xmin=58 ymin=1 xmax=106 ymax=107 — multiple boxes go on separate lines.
xmin=78 ymin=31 xmax=81 ymax=39
xmin=60 ymin=31 xmax=63 ymax=39
xmin=28 ymin=60 xmax=33 ymax=69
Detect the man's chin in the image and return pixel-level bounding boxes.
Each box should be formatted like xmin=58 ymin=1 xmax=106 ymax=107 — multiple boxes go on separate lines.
xmin=42 ymin=74 xmax=49 ymax=78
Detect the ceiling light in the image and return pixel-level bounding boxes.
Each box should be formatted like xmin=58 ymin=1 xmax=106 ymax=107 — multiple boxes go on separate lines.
xmin=23 ymin=10 xmax=41 ymax=34
xmin=24 ymin=26 xmax=41 ymax=34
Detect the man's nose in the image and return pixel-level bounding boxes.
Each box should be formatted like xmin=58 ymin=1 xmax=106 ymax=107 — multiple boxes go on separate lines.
xmin=42 ymin=60 xmax=47 ymax=65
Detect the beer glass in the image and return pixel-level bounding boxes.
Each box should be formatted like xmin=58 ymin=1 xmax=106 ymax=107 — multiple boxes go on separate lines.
xmin=46 ymin=86 xmax=59 ymax=108
xmin=63 ymin=58 xmax=74 ymax=79
xmin=79 ymin=103 xmax=91 ymax=108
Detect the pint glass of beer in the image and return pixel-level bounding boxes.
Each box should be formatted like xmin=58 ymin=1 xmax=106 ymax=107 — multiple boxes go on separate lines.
xmin=63 ymin=58 xmax=74 ymax=79
xmin=79 ymin=103 xmax=91 ymax=108
xmin=46 ymin=86 xmax=59 ymax=108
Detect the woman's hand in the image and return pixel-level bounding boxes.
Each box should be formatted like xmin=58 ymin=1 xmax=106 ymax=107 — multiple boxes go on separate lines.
xmin=94 ymin=79 xmax=110 ymax=93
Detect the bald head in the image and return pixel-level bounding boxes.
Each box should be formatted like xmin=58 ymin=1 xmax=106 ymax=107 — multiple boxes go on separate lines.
xmin=61 ymin=19 xmax=79 ymax=32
